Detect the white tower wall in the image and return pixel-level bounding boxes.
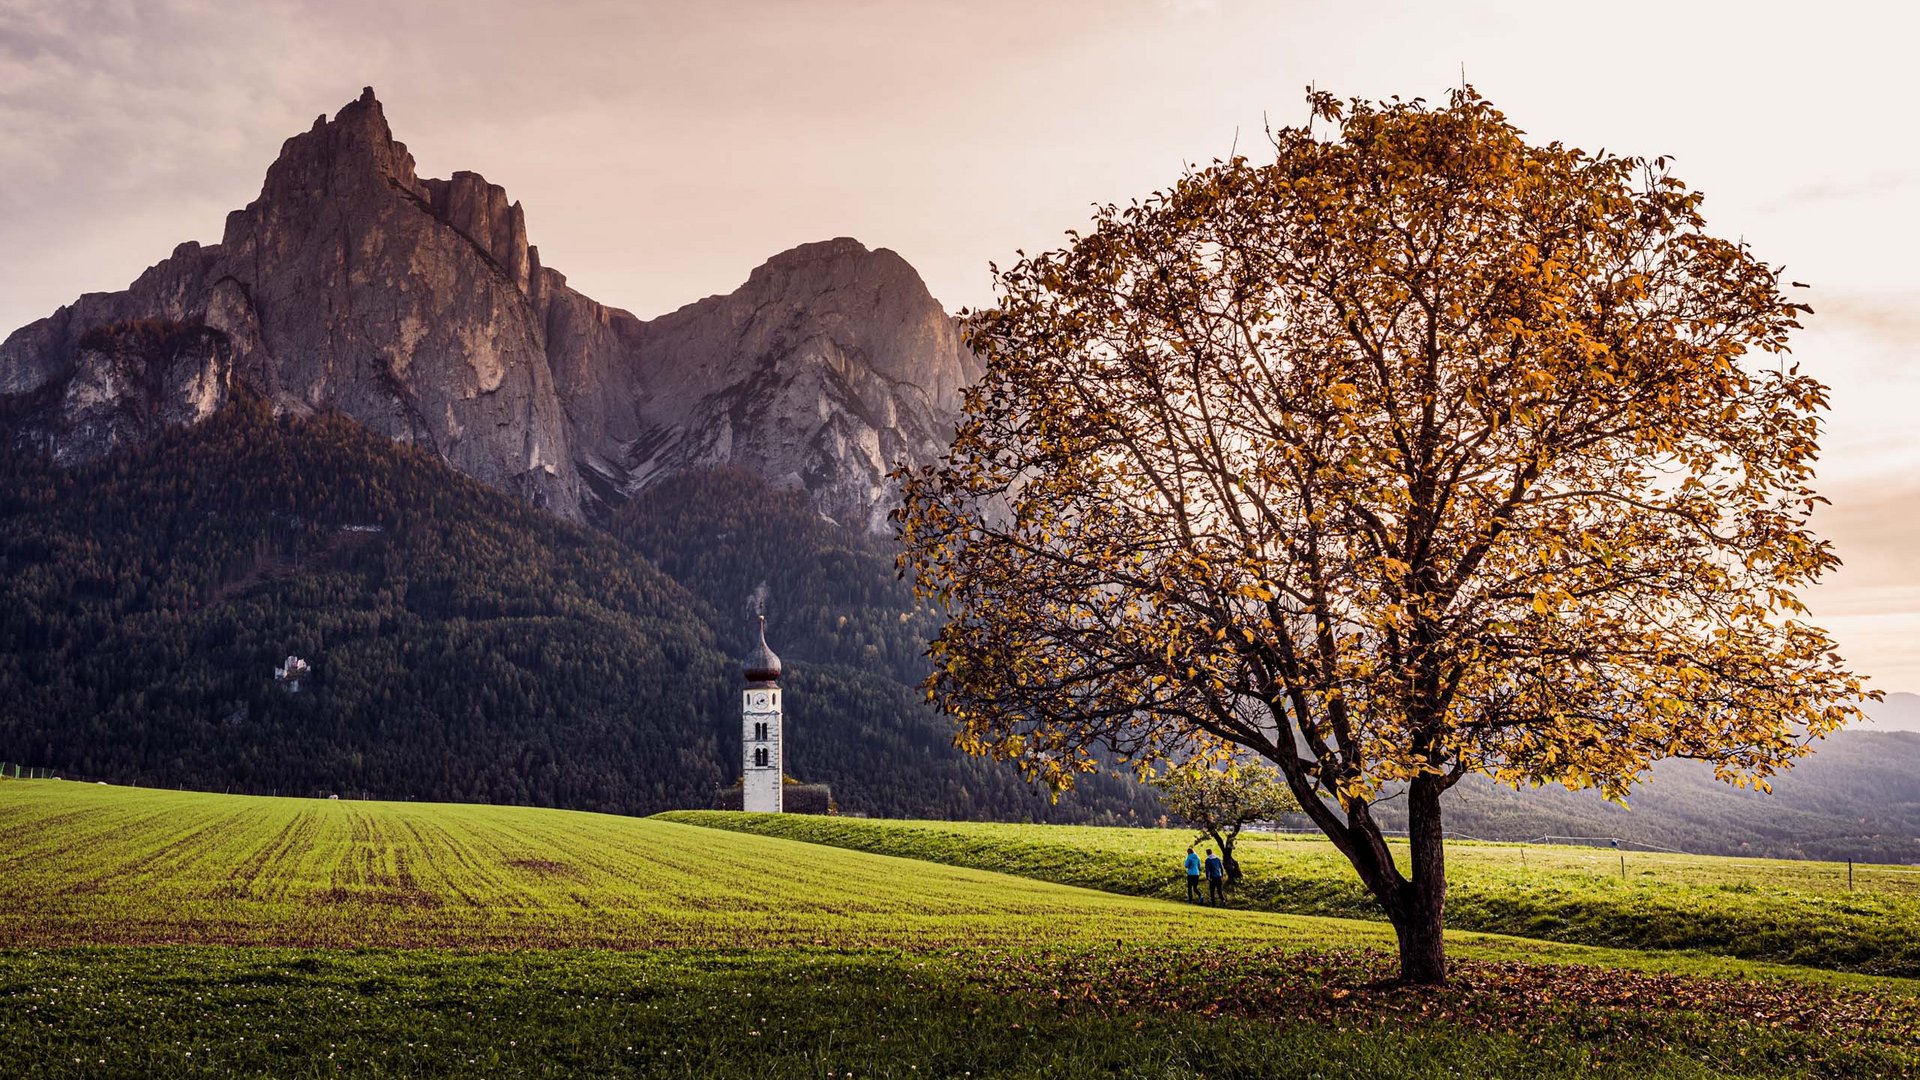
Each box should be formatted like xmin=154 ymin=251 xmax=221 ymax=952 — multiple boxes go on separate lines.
xmin=743 ymin=685 xmax=783 ymax=813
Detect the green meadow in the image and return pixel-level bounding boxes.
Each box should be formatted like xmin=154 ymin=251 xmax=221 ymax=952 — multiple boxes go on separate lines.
xmin=3 ymin=780 xmax=1918 ymax=1077
xmin=662 ymin=812 xmax=1920 ymax=979
xmin=0 ymin=780 xmax=1321 ymax=951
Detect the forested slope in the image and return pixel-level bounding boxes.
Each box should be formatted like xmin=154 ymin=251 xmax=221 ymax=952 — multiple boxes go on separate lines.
xmin=0 ymin=397 xmax=1153 ymax=821
xmin=612 ymin=468 xmax=1161 ymax=822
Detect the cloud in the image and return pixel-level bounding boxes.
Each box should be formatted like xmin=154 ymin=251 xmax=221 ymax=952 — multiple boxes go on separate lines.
xmin=1759 ymin=171 xmax=1920 ymax=213
xmin=1807 ymin=294 xmax=1920 ymax=356
xmin=1802 ymin=472 xmax=1920 ymax=689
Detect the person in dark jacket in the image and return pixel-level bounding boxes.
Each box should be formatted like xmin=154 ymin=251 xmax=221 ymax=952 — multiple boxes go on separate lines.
xmin=1183 ymin=847 xmax=1202 ymax=901
xmin=1204 ymin=848 xmax=1226 ymax=904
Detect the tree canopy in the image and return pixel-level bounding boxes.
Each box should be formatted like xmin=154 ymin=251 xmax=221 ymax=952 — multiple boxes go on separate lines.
xmin=897 ymin=86 xmax=1870 ymax=983
xmin=1152 ymin=761 xmax=1297 ymax=881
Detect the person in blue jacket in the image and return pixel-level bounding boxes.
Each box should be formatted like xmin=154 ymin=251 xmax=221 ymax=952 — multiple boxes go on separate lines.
xmin=1204 ymin=848 xmax=1226 ymax=905
xmin=1183 ymin=847 xmax=1202 ymax=902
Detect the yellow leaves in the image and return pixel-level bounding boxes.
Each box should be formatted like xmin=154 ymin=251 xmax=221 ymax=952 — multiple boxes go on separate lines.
xmin=900 ymin=80 xmax=1863 ymax=847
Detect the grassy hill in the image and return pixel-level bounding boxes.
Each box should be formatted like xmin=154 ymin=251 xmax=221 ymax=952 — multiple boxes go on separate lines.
xmin=662 ymin=812 xmax=1920 ymax=979
xmin=3 ymin=780 xmax=1919 ymax=1077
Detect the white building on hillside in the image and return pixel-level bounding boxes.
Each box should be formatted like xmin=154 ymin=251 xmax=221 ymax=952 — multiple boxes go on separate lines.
xmin=741 ymin=616 xmax=784 ymax=813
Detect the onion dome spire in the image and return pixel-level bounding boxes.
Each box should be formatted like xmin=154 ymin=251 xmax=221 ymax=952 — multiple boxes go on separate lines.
xmin=744 ymin=615 xmax=782 ymax=683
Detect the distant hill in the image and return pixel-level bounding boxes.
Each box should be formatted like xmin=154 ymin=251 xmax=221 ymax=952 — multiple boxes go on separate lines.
xmin=1372 ymin=730 xmax=1920 ymax=863
xmin=0 ymin=395 xmax=1154 ymax=823
xmin=1861 ymin=691 xmax=1920 ymax=732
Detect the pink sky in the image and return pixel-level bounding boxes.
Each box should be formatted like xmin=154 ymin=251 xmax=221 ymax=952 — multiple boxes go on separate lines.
xmin=4 ymin=0 xmax=1914 ymax=688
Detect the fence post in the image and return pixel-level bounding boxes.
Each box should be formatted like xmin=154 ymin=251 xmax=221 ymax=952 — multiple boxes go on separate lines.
xmin=1849 ymin=860 xmax=1854 ymax=892
xmin=1620 ymin=854 xmax=1626 ymax=881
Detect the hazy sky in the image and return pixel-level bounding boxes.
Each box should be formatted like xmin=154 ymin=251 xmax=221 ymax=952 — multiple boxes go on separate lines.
xmin=4 ymin=0 xmax=1916 ymax=687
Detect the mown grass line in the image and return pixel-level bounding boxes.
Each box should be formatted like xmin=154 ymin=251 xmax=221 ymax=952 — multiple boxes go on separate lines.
xmin=0 ymin=781 xmax=1352 ymax=952
xmin=657 ymin=812 xmax=1920 ymax=979
xmin=4 ymin=781 xmax=1911 ymax=990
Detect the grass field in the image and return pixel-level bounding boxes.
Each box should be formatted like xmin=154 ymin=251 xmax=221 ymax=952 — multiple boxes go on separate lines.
xmin=15 ymin=946 xmax=1889 ymax=1080
xmin=0 ymin=780 xmax=1313 ymax=951
xmin=4 ymin=780 xmax=1920 ymax=1077
xmin=659 ymin=812 xmax=1920 ymax=979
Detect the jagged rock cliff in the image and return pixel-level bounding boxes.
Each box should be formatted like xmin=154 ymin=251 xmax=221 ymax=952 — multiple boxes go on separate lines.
xmin=0 ymin=89 xmax=578 ymax=515
xmin=0 ymin=88 xmax=977 ymax=528
xmin=1 ymin=318 xmax=233 ymax=466
xmin=561 ymin=238 xmax=981 ymax=530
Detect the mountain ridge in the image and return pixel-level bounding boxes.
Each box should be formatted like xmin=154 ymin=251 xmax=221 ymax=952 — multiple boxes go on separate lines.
xmin=0 ymin=88 xmax=975 ymax=529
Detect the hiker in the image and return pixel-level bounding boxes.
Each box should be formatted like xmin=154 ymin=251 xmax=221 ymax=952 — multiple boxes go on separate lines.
xmin=1204 ymin=847 xmax=1226 ymax=905
xmin=1184 ymin=846 xmax=1202 ymax=902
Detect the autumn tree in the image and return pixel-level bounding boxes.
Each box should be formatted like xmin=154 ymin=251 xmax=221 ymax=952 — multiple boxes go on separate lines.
xmin=1152 ymin=761 xmax=1297 ymax=882
xmin=896 ymin=87 xmax=1870 ymax=984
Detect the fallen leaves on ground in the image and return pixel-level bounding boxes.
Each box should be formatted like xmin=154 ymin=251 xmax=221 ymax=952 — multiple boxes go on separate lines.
xmin=964 ymin=945 xmax=1920 ymax=1070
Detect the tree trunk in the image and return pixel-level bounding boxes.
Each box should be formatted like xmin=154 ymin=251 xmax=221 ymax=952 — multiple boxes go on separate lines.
xmin=1390 ymin=775 xmax=1449 ymax=984
xmin=1214 ymin=826 xmax=1243 ymax=882
xmin=1201 ymin=827 xmax=1242 ymax=884
xmin=1263 ymin=704 xmax=1452 ymax=984
xmin=1388 ymin=891 xmax=1447 ymax=984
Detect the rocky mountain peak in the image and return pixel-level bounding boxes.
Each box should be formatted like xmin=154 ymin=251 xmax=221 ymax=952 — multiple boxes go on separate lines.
xmin=722 ymin=238 xmax=979 ymax=414
xmin=746 ymin=236 xmax=900 ymax=287
xmin=597 ymin=238 xmax=979 ymax=530
xmin=241 ymin=89 xmax=423 ymax=237
xmin=1 ymin=90 xmax=979 ymax=532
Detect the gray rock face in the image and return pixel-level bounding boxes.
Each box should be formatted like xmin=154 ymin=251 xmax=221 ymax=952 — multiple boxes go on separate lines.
xmin=0 ymin=88 xmax=578 ymax=515
xmin=4 ymin=319 xmax=233 ymax=466
xmin=0 ymin=89 xmax=976 ymax=529
xmin=556 ymin=238 xmax=982 ymax=530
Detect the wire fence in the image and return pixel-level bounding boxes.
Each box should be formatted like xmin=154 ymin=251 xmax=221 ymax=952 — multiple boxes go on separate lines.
xmin=1240 ymin=820 xmax=1920 ymax=895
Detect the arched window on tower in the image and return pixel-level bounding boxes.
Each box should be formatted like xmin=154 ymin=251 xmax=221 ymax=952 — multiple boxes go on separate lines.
xmin=754 ymin=747 xmax=769 ymax=768
xmin=754 ymin=722 xmax=768 ymax=741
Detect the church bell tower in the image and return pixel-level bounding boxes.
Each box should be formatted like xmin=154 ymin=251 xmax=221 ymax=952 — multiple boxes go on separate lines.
xmin=742 ymin=615 xmax=783 ymax=813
